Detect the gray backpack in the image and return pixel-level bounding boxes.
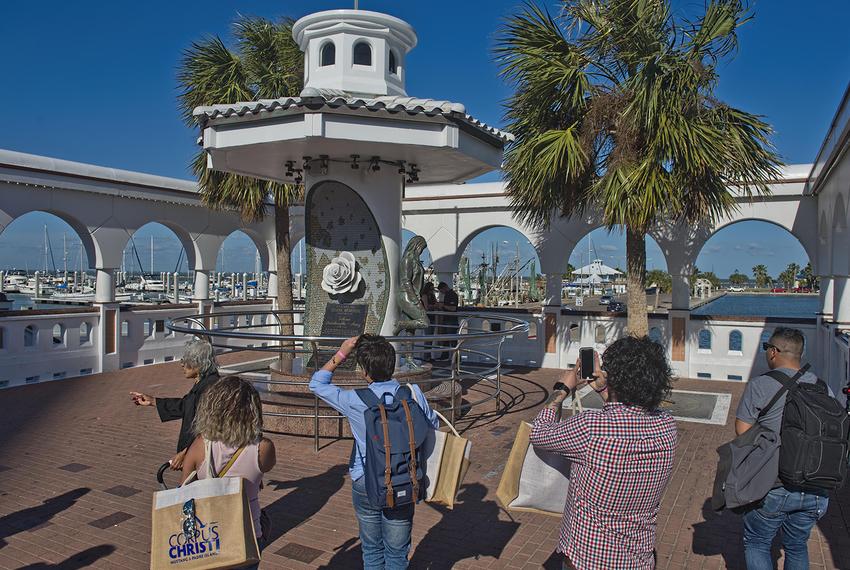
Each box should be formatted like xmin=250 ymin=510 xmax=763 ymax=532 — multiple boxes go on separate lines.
xmin=711 ymin=366 xmax=809 ymax=511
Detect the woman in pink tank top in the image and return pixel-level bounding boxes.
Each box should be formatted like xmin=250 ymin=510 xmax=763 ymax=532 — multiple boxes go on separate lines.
xmin=181 ymin=376 xmax=276 ymax=567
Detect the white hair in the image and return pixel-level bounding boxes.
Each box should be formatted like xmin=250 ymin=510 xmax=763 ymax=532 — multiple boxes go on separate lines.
xmin=181 ymin=339 xmax=218 ymax=377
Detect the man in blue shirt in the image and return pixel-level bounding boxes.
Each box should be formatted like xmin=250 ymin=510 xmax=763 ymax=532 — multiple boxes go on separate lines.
xmin=310 ymin=334 xmax=439 ymax=569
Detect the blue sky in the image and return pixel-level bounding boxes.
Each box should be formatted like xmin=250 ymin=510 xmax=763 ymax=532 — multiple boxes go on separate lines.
xmin=0 ymin=0 xmax=846 ymax=276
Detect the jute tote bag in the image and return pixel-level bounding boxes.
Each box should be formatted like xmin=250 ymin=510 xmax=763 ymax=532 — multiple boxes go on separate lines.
xmin=150 ymin=443 xmax=259 ymax=570
xmin=411 ymin=385 xmax=472 ymax=509
xmin=496 ymin=421 xmax=572 ymax=517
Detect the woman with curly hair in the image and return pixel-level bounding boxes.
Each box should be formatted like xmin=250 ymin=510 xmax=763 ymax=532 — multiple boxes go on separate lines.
xmin=180 ymin=376 xmax=276 ymax=567
xmin=530 ymin=336 xmax=677 ymax=570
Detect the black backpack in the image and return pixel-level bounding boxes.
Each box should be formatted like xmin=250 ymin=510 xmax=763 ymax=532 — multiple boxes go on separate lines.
xmin=768 ymin=367 xmax=850 ymax=491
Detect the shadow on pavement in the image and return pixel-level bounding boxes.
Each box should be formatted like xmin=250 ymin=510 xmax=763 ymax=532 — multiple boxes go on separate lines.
xmin=317 ymin=537 xmax=362 ymax=569
xmin=263 ymin=463 xmax=348 ymax=545
xmin=0 ymin=487 xmax=90 ymax=549
xmin=691 ymin=497 xmax=784 ymax=570
xmin=17 ymin=545 xmax=116 ymax=569
xmin=408 ymin=483 xmax=520 ymax=569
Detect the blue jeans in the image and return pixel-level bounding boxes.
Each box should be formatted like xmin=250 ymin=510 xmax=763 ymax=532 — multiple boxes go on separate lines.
xmin=352 ymin=476 xmax=414 ymax=569
xmin=743 ymin=487 xmax=828 ymax=570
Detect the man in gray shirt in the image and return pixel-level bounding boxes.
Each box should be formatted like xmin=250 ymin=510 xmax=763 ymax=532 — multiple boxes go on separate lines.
xmin=735 ymin=327 xmax=831 ymax=570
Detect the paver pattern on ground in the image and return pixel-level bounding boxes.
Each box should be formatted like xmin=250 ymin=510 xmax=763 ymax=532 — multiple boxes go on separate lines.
xmin=0 ymin=356 xmax=847 ymax=569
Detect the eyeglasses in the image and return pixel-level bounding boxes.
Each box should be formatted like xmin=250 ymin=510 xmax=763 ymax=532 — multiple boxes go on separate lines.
xmin=182 ymin=499 xmax=199 ymax=541
xmin=762 ymin=342 xmax=782 ymax=353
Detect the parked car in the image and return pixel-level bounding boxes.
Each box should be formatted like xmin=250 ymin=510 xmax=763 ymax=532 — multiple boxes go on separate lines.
xmin=728 ymin=286 xmax=744 ymax=293
xmin=607 ymin=301 xmax=626 ymax=312
xmin=792 ymin=287 xmax=812 ymax=293
xmin=599 ymin=294 xmax=614 ymax=305
xmin=770 ymin=287 xmax=787 ymax=293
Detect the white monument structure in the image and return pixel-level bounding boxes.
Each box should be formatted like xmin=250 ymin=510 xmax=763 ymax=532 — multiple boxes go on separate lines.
xmin=194 ymin=9 xmax=510 ymax=337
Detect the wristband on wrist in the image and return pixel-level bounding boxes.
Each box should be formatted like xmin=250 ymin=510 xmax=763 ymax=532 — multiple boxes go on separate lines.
xmin=334 ymin=350 xmax=348 ymax=363
xmin=593 ymin=382 xmax=608 ymax=393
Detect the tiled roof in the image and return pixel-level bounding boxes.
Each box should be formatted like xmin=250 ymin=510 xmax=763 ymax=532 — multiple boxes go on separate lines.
xmin=193 ymin=87 xmax=513 ymax=142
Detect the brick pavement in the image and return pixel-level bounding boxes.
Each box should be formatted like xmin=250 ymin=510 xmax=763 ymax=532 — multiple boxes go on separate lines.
xmin=0 ymin=358 xmax=847 ymax=569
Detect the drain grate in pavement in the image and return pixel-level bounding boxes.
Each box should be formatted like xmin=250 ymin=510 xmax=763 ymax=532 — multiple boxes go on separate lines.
xmin=59 ymin=463 xmax=91 ymax=473
xmin=103 ymin=485 xmax=141 ymax=498
xmin=89 ymin=511 xmax=134 ymax=529
xmin=275 ymin=542 xmax=324 ymax=564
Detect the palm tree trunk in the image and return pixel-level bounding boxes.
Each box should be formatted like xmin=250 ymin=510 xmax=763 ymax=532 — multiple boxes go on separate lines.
xmin=275 ymin=202 xmax=294 ymax=373
xmin=625 ymin=227 xmax=648 ymax=336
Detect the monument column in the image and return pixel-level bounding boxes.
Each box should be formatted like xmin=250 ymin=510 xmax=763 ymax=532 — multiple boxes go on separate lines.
xmin=304 ymin=163 xmax=402 ymax=337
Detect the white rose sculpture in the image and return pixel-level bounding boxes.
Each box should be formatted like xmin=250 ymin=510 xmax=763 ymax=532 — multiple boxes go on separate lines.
xmin=321 ymin=251 xmax=362 ymax=295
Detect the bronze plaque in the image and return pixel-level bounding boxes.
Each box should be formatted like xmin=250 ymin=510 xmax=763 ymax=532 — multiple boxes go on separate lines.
xmin=320 ymin=304 xmax=368 ymax=338
xmin=311 ymin=304 xmax=368 ymax=369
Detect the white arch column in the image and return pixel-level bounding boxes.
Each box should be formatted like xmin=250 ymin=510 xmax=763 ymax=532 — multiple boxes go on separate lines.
xmin=93 ymin=268 xmax=120 ymax=373
xmin=820 ymin=276 xmax=834 ymax=319
xmin=658 ymin=235 xmax=696 ymax=379
xmin=833 ymin=275 xmax=850 ymax=325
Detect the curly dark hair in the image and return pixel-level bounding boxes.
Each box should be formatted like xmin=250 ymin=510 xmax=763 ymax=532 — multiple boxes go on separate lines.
xmin=354 ymin=334 xmax=395 ymax=381
xmin=602 ymin=336 xmax=672 ymax=411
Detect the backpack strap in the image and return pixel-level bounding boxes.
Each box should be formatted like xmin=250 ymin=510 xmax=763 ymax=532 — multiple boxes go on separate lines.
xmin=355 ymin=388 xmax=380 ymax=407
xmin=396 ymin=385 xmax=412 ymax=401
xmin=400 ymin=399 xmax=420 ymax=504
xmin=759 ymin=364 xmax=811 ymax=420
xmin=377 ymin=403 xmax=395 ymax=508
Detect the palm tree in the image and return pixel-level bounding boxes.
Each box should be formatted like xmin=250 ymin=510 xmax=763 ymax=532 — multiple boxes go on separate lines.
xmin=496 ymin=1 xmax=782 ymax=335
xmin=802 ymin=261 xmax=816 ymax=290
xmin=178 ymin=16 xmax=303 ymax=366
xmin=752 ymin=264 xmax=770 ymax=289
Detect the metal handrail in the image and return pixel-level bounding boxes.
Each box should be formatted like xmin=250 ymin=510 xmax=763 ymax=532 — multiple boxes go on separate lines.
xmin=167 ymin=308 xmax=530 ymax=450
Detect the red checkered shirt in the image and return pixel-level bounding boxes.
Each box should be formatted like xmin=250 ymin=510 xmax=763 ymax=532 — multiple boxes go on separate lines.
xmin=531 ymin=402 xmax=677 ymax=570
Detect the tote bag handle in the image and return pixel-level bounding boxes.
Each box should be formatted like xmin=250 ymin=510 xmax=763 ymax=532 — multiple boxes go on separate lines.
xmin=407 ymin=383 xmax=460 ymax=438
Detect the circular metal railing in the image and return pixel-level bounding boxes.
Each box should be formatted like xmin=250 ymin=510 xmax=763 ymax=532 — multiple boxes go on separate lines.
xmin=167 ymin=309 xmax=529 ymax=450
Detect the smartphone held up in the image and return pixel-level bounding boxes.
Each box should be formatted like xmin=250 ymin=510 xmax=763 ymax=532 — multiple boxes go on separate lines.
xmin=579 ymin=347 xmax=595 ymax=379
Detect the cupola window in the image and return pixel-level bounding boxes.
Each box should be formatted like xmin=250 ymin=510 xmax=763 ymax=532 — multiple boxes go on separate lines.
xmin=320 ymin=42 xmax=335 ymax=67
xmin=353 ymin=42 xmax=372 ymax=66
xmin=389 ymin=50 xmax=398 ymax=74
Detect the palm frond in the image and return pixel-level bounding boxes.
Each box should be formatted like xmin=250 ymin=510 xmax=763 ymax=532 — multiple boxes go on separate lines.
xmin=177 ymin=36 xmax=253 ymax=127
xmin=234 ymin=16 xmax=303 ymax=100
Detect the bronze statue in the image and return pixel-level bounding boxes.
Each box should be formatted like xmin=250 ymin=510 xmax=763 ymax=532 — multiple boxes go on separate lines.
xmin=394 ymin=235 xmax=430 ymax=335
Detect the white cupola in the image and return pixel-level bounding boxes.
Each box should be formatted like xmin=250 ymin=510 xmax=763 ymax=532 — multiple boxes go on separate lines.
xmin=292 ymin=10 xmax=417 ymax=97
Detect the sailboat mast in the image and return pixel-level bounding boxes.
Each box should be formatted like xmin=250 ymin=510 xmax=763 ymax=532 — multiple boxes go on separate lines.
xmin=150 ymin=235 xmax=154 ymax=275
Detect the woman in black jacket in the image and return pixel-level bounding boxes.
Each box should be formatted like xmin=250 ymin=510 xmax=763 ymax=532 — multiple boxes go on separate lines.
xmin=130 ymin=338 xmax=220 ymax=470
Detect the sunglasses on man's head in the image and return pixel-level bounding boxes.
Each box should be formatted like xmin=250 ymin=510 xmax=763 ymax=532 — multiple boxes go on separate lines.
xmin=762 ymin=342 xmax=782 ymax=353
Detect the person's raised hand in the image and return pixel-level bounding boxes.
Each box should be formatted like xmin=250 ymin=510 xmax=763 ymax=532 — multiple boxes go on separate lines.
xmin=130 ymin=392 xmax=155 ymax=407
xmin=588 ymin=351 xmax=609 ymax=393
xmin=340 ymin=336 xmax=359 ymax=357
